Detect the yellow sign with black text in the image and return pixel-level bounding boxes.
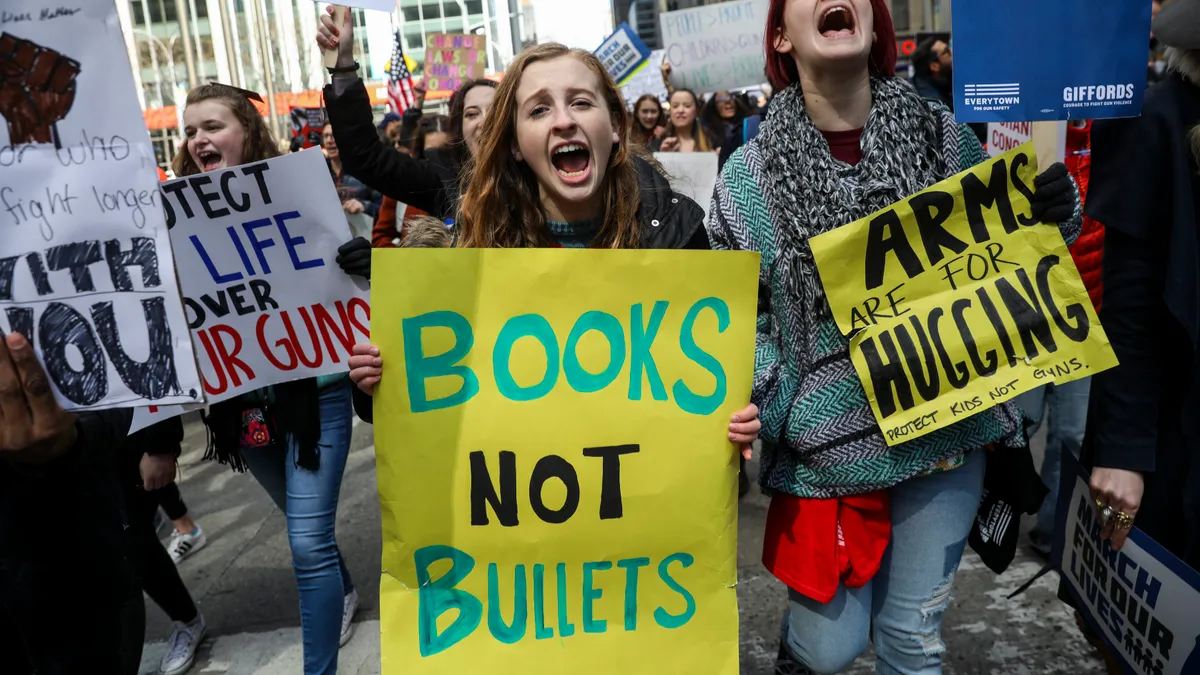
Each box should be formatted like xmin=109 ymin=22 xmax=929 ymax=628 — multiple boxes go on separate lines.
xmin=371 ymin=249 xmax=758 ymax=674
xmin=811 ymin=143 xmax=1117 ymax=445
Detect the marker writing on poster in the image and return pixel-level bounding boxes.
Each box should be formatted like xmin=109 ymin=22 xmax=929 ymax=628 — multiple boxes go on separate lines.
xmin=415 ymin=444 xmax=697 ymax=656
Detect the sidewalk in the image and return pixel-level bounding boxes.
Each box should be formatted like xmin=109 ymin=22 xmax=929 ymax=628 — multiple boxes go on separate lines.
xmin=139 ymin=417 xmax=1105 ymax=674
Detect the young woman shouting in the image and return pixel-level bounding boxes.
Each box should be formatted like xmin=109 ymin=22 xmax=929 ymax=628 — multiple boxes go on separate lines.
xmin=707 ymin=0 xmax=1081 ymax=672
xmin=345 ymin=42 xmax=759 ymax=456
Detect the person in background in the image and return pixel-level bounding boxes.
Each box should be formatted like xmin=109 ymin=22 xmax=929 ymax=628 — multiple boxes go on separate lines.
xmin=0 ymin=334 xmax=137 ymax=674
xmin=707 ymin=0 xmax=1081 ymax=671
xmin=1013 ymin=119 xmax=1104 ymax=559
xmin=911 ymin=36 xmax=987 ymax=143
xmin=1074 ymin=0 xmax=1200 ymax=646
xmin=318 ymin=6 xmax=496 ymax=224
xmin=1148 ymin=0 xmax=1166 ymax=85
xmin=630 ymin=93 xmax=666 ymax=148
xmin=393 ymin=107 xmax=425 ymax=155
xmin=400 ymin=214 xmax=454 ymax=249
xmin=651 ymin=89 xmax=717 ymax=152
xmin=173 ymin=82 xmax=363 ymax=675
xmin=371 ymin=117 xmax=450 ymax=248
xmin=323 ymin=122 xmax=383 ymax=221
xmin=376 ymin=111 xmax=403 ymax=145
xmin=161 ymin=484 xmax=207 ymax=564
xmin=700 ymin=90 xmax=752 ymax=143
xmin=122 ymin=418 xmax=206 ymax=675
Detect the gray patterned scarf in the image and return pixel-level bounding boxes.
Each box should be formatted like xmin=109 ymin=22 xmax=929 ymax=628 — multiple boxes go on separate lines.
xmin=758 ymin=77 xmax=946 ymax=313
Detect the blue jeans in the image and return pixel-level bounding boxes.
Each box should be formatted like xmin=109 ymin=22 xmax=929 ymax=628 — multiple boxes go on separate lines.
xmin=780 ymin=450 xmax=986 ymax=674
xmin=243 ymin=379 xmax=354 ymax=675
xmin=1013 ymin=378 xmax=1090 ymax=553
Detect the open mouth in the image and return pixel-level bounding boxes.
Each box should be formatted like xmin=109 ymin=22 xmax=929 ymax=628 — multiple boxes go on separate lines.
xmin=818 ymin=4 xmax=856 ymax=38
xmin=197 ymin=148 xmax=223 ymax=171
xmin=550 ymin=142 xmax=591 ymax=183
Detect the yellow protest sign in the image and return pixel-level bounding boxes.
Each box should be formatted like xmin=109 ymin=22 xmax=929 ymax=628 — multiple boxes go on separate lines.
xmin=371 ymin=249 xmax=760 ymax=674
xmin=810 ymin=143 xmax=1117 ymax=445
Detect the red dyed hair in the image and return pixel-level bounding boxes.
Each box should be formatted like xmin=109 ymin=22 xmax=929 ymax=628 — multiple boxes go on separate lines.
xmin=764 ymin=0 xmax=897 ymax=91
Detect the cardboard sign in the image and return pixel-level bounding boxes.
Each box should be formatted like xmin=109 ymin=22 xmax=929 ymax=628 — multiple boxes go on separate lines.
xmin=595 ymin=23 xmax=653 ymax=86
xmin=951 ymin=0 xmax=1153 ymax=122
xmin=161 ymin=149 xmax=370 ymax=406
xmin=660 ymin=0 xmax=768 ymax=94
xmin=809 ymin=144 xmax=1118 ymax=445
xmin=371 ymin=249 xmax=759 ymax=674
xmin=654 ymin=152 xmax=718 ymax=220
xmin=621 ymin=50 xmax=669 ymax=105
xmin=424 ymin=33 xmax=487 ymax=94
xmin=0 ymin=0 xmax=203 ymax=411
xmin=1054 ymin=451 xmax=1200 ymax=675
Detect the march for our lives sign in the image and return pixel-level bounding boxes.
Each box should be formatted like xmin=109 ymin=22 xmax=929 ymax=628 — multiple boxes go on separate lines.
xmin=951 ymin=0 xmax=1153 ymax=122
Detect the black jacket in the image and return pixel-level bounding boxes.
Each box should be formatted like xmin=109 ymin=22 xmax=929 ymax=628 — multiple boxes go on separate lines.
xmin=1083 ymin=72 xmax=1200 ymax=567
xmin=323 ymin=78 xmax=460 ymax=221
xmin=0 ymin=410 xmax=137 ymax=672
xmin=350 ymin=157 xmax=710 ymax=423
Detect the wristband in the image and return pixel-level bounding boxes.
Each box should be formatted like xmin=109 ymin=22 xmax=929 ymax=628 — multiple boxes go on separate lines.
xmin=327 ymin=61 xmax=359 ymax=74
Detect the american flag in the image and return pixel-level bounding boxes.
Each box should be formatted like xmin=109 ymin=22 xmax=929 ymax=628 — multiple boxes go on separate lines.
xmin=387 ymin=30 xmax=417 ymax=113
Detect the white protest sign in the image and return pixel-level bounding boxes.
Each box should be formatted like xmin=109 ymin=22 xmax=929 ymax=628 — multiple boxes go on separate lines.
xmin=0 ymin=0 xmax=203 ymax=412
xmin=660 ymin=0 xmax=768 ymax=94
xmin=622 ymin=50 xmax=669 ymax=105
xmin=129 ymin=402 xmax=205 ymax=434
xmin=986 ymin=122 xmax=1032 ymax=158
xmin=1056 ymin=455 xmax=1200 ymax=675
xmin=654 ymin=152 xmax=718 ymax=220
xmin=161 ymin=149 xmax=370 ymax=407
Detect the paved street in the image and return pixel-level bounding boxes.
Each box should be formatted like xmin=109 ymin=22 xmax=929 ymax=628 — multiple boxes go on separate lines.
xmin=140 ymin=416 xmax=1107 ymax=674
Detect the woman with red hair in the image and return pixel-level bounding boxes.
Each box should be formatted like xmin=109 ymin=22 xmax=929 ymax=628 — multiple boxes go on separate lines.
xmin=706 ymin=0 xmax=1082 ymax=672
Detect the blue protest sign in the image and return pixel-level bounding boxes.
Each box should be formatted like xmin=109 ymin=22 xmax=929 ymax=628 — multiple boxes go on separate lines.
xmin=951 ymin=0 xmax=1153 ymax=122
xmin=595 ymin=23 xmax=652 ymax=85
xmin=1052 ymin=452 xmax=1200 ymax=675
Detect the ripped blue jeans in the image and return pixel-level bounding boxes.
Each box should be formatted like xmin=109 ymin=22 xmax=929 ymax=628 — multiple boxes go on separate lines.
xmin=780 ymin=450 xmax=986 ymax=674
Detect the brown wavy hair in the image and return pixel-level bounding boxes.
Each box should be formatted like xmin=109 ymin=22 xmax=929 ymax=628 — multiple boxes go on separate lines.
xmin=172 ymin=83 xmax=281 ymax=177
xmin=456 ymin=43 xmax=641 ymax=249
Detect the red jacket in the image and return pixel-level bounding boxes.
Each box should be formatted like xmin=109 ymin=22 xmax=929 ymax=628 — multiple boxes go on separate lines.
xmin=1066 ymin=121 xmax=1105 ymax=311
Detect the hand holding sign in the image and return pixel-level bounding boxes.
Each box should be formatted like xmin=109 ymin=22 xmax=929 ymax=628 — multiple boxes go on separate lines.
xmin=1090 ymin=468 xmax=1144 ymax=551
xmin=0 ymin=32 xmax=80 ymax=147
xmin=348 ymin=343 xmax=381 ymax=394
xmin=317 ymin=5 xmax=355 ymax=70
xmin=0 ymin=333 xmax=78 ymax=465
xmin=729 ymin=403 xmax=759 ymax=459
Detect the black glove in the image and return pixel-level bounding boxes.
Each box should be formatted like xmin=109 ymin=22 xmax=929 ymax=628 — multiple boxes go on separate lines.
xmin=1029 ymin=162 xmax=1074 ymax=224
xmin=336 ymin=237 xmax=371 ymax=280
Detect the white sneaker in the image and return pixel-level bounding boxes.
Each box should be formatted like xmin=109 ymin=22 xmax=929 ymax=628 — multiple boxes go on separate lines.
xmin=160 ymin=614 xmax=206 ymax=675
xmin=167 ymin=526 xmax=207 ymax=564
xmin=340 ymin=588 xmax=359 ymax=647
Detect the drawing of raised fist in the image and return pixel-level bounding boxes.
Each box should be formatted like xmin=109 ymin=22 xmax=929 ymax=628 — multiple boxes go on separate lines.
xmin=0 ymin=33 xmax=81 ymax=147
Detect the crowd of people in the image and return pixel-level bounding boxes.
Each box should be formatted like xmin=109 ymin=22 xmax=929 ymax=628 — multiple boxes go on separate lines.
xmin=1 ymin=0 xmax=1197 ymax=674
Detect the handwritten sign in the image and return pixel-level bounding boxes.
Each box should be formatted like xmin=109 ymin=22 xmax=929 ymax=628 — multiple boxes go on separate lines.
xmin=162 ymin=149 xmax=370 ymax=406
xmin=0 ymin=0 xmax=202 ymax=411
xmin=660 ymin=0 xmax=768 ymax=94
xmin=371 ymin=249 xmax=758 ymax=674
xmin=621 ymin=50 xmax=669 ymax=105
xmin=654 ymin=152 xmax=717 ymax=220
xmin=595 ymin=23 xmax=652 ymax=85
xmin=810 ymin=143 xmax=1118 ymax=444
xmin=424 ymin=33 xmax=487 ymax=94
xmin=1053 ymin=452 xmax=1200 ymax=675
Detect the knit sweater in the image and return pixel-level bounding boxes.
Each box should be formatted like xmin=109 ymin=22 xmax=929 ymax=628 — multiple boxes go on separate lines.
xmin=707 ymin=94 xmax=1082 ymax=499
xmin=547 ymin=218 xmax=602 ymax=248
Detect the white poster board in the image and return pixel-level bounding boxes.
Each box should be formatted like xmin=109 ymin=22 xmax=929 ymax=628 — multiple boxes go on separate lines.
xmin=654 ymin=153 xmax=719 ymax=220
xmin=622 ymin=50 xmax=669 ymax=105
xmin=660 ymin=0 xmax=769 ymax=94
xmin=1056 ymin=458 xmax=1200 ymax=675
xmin=319 ymin=0 xmax=395 ymax=13
xmin=0 ymin=0 xmax=203 ymax=411
xmin=159 ymin=149 xmax=370 ymax=410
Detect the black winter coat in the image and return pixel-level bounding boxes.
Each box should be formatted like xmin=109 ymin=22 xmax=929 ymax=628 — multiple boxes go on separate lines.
xmin=1083 ymin=72 xmax=1200 ymax=568
xmin=324 ymin=78 xmax=460 ymax=221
